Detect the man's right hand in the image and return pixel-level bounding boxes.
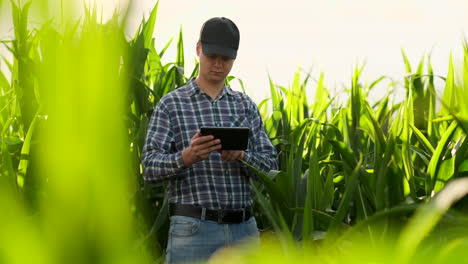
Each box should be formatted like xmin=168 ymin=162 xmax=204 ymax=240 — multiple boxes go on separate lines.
xmin=181 ymin=131 xmax=221 ymax=167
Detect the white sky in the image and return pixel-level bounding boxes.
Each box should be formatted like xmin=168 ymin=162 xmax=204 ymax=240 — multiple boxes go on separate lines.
xmin=1 ymin=0 xmax=468 ymax=104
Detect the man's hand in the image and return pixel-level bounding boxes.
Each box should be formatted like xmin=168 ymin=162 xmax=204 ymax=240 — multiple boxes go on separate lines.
xmin=220 ymin=150 xmax=245 ymax=162
xmin=182 ymin=131 xmax=221 ymax=167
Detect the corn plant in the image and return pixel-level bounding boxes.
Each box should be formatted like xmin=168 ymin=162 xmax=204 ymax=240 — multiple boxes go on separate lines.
xmin=250 ymin=45 xmax=468 ymax=253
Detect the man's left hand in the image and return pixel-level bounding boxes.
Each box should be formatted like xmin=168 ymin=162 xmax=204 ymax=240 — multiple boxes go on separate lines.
xmin=220 ymin=150 xmax=245 ymax=162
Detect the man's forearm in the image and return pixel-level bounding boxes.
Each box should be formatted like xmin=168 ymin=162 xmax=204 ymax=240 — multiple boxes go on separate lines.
xmin=142 ymin=151 xmax=186 ymax=182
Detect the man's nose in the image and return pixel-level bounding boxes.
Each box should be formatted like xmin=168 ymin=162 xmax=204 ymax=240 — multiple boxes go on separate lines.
xmin=214 ymin=56 xmax=222 ymax=67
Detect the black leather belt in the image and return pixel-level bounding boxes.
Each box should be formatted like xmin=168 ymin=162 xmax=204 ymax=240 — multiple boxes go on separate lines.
xmin=169 ymin=203 xmax=252 ymax=224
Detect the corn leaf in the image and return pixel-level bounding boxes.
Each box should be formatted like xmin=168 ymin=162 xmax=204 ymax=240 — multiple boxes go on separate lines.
xmin=427 ymin=121 xmax=458 ymax=191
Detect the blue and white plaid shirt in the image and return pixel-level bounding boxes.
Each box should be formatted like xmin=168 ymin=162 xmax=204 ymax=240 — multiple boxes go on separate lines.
xmin=142 ymin=78 xmax=278 ymax=209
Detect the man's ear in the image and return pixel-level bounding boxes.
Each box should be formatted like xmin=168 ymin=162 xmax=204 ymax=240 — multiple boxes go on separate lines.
xmin=196 ymin=41 xmax=201 ymax=56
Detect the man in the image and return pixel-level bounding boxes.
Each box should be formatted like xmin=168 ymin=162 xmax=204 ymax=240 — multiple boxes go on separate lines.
xmin=142 ymin=17 xmax=278 ymax=264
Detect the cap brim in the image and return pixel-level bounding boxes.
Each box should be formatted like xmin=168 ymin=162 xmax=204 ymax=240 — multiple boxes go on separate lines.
xmin=201 ymin=43 xmax=237 ymax=59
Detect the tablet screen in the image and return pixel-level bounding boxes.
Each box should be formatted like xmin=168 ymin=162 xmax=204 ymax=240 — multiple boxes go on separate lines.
xmin=200 ymin=127 xmax=249 ymax=150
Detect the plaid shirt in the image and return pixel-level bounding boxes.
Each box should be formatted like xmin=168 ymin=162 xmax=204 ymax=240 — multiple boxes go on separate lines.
xmin=142 ymin=78 xmax=278 ymax=209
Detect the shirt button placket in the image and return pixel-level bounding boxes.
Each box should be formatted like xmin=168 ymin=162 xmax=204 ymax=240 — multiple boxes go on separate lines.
xmin=213 ymin=100 xmax=220 ymax=127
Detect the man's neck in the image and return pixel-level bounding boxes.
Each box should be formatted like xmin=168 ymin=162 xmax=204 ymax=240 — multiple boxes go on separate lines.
xmin=195 ymin=77 xmax=224 ymax=100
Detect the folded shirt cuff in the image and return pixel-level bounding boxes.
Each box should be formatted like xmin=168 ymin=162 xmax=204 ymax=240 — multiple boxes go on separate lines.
xmin=176 ymin=151 xmax=187 ymax=170
xmin=243 ymin=151 xmax=252 ymax=164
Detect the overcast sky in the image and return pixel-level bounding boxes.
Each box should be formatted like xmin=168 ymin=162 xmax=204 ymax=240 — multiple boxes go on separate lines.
xmin=1 ymin=0 xmax=468 ymax=103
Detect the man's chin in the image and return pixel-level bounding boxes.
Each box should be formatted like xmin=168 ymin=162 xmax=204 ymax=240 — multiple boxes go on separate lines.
xmin=208 ymin=75 xmax=225 ymax=83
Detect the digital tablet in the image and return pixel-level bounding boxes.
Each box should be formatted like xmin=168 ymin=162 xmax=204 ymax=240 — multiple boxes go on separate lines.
xmin=200 ymin=127 xmax=249 ymax=150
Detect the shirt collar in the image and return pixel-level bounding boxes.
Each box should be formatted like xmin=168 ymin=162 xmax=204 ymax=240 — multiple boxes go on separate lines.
xmin=187 ymin=77 xmax=236 ymax=97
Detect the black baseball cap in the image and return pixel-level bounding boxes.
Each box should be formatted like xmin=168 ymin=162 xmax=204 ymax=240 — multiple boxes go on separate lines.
xmin=199 ymin=17 xmax=240 ymax=59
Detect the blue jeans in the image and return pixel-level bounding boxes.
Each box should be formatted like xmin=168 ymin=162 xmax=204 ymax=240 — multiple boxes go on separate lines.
xmin=165 ymin=215 xmax=260 ymax=264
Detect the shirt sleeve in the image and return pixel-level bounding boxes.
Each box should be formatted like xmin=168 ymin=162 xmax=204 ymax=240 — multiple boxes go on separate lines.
xmin=141 ymin=99 xmax=186 ymax=183
xmin=242 ymin=96 xmax=279 ymax=177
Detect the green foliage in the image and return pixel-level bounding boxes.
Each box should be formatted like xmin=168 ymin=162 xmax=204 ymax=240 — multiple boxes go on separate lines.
xmin=251 ymin=47 xmax=468 ymax=260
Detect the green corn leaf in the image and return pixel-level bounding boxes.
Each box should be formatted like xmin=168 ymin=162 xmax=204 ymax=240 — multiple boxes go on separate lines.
xmin=275 ymin=204 xmax=294 ymax=241
xmin=335 ymin=203 xmax=420 ymax=246
xmin=401 ymin=93 xmax=417 ymax=197
xmin=354 ymin=182 xmax=372 ymax=223
xmin=432 ymin=116 xmax=455 ymax=123
xmin=395 ymin=177 xmax=468 ymax=263
xmin=147 ymin=42 xmax=164 ymax=73
xmin=409 ymin=145 xmax=431 ymax=167
xmin=250 ymin=178 xmax=290 ymax=236
xmin=1 ymin=137 xmax=17 ymax=192
xmin=401 ymin=49 xmax=412 ymax=90
xmin=434 ymin=157 xmax=455 ymax=192
xmin=0 ymin=66 xmax=9 ymax=90
xmin=159 ymin=66 xmax=176 ymax=96
xmin=412 ymin=74 xmax=427 ymax=131
xmin=242 ymin=161 xmax=288 ymax=208
xmin=311 ymin=72 xmax=330 ymax=119
xmin=320 ymin=169 xmax=335 ymax=211
xmin=441 ymin=54 xmax=456 ymax=116
xmin=459 ymin=160 xmax=468 ymax=174
xmin=328 ymin=139 xmax=357 ymax=168
xmin=375 ymin=92 xmax=390 ymax=125
xmin=340 ymin=108 xmax=350 ymax=148
xmin=464 ymin=40 xmax=468 ymax=87
xmin=11 ymin=1 xmax=32 ymax=44
xmin=145 ymin=196 xmax=168 ymax=241
xmin=1 ymin=54 xmax=13 ymax=73
xmin=454 ymin=136 xmax=468 ymax=178
xmin=143 ymin=1 xmax=159 ymax=49
xmin=287 ymin=119 xmax=310 ymax=203
xmin=176 ymin=27 xmax=184 ymax=69
xmin=290 ymin=69 xmax=304 ymax=125
xmin=158 ymin=37 xmax=173 ymax=58
xmin=369 ymin=76 xmax=386 ymax=91
xmin=306 ymin=122 xmax=326 ymax=206
xmin=350 ymin=64 xmax=363 ymax=154
xmin=375 ymin=133 xmax=396 ymax=210
xmin=410 ymin=123 xmax=435 ymax=155
xmin=302 ymin=141 xmax=320 ymax=241
xmin=302 ymin=200 xmax=315 ymax=242
xmin=364 ymin=103 xmax=387 ymax=150
xmin=426 ymin=56 xmax=437 ymax=143
xmin=268 ymin=75 xmax=280 ymax=111
xmin=327 ymin=154 xmax=363 ymax=235
xmin=257 ymin=98 xmax=270 ymax=124
xmin=17 ymin=111 xmax=37 ymax=186
xmin=267 ymin=169 xmax=292 ymax=205
xmin=427 ymin=121 xmax=458 ymax=191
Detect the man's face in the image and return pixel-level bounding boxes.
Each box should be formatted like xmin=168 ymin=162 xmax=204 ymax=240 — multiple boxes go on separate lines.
xmin=197 ymin=42 xmax=235 ymax=83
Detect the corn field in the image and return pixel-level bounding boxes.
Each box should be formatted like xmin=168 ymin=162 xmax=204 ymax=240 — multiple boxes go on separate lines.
xmin=1 ymin=1 xmax=467 ymax=264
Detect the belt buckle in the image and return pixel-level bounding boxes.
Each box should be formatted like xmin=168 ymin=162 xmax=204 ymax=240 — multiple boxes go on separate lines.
xmin=217 ymin=210 xmax=225 ymax=224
